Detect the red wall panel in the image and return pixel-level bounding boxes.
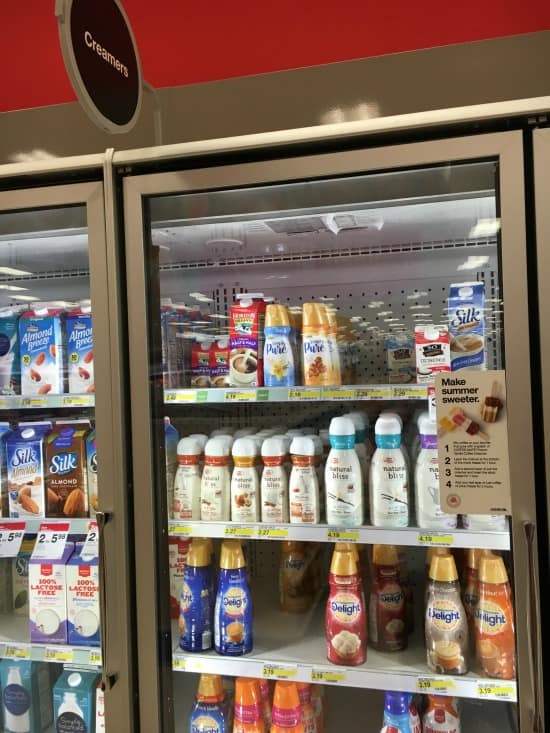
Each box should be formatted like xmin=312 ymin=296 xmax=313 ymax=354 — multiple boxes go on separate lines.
xmin=1 ymin=0 xmax=550 ymax=113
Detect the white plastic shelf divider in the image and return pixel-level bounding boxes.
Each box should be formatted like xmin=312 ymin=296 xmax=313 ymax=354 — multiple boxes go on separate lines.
xmin=168 ymin=520 xmax=510 ymax=550
xmin=164 ymin=384 xmax=428 ymax=405
xmin=0 ymin=394 xmax=94 ymax=410
xmin=0 ymin=518 xmax=93 ymax=534
xmin=0 ymin=615 xmax=101 ymax=668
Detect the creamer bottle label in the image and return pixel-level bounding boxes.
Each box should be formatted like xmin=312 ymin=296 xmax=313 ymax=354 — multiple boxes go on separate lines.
xmin=261 ymin=462 xmax=288 ymax=523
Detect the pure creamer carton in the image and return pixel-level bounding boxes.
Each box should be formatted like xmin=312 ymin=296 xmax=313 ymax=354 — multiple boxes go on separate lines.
xmin=66 ymin=305 xmax=94 ymax=394
xmin=7 ymin=422 xmax=52 ymax=518
xmin=29 ymin=541 xmax=74 ymax=644
xmin=67 ymin=543 xmax=100 ymax=647
xmin=448 ymin=281 xmax=485 ymax=371
xmin=19 ymin=306 xmax=65 ymax=395
xmin=0 ymin=306 xmax=22 ymax=395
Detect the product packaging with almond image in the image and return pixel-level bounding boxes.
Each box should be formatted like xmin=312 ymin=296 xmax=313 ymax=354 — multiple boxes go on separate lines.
xmin=46 ymin=420 xmax=90 ymax=518
xmin=19 ymin=305 xmax=65 ymax=395
xmin=7 ymin=421 xmax=52 ymax=518
xmin=66 ymin=304 xmax=94 ymax=394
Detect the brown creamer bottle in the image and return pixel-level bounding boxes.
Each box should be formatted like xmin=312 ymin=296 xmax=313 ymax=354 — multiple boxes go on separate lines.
xmin=462 ymin=548 xmax=483 ymax=650
xmin=368 ymin=544 xmax=407 ymax=652
xmin=279 ymin=542 xmax=315 ymax=614
xmin=425 ymin=550 xmax=469 ymax=675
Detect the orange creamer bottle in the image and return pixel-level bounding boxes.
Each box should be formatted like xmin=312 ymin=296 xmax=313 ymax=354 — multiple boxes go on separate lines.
xmin=297 ymin=683 xmax=316 ymax=733
xmin=256 ymin=678 xmax=272 ymax=731
xmin=475 ymin=553 xmax=516 ymax=679
xmin=233 ymin=678 xmax=265 ymax=733
xmin=271 ymin=681 xmax=304 ymax=733
xmin=462 ymin=548 xmax=482 ymax=649
xmin=302 ymin=304 xmax=330 ymax=387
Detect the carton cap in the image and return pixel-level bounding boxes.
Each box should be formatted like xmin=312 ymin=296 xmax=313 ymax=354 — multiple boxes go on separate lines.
xmin=265 ymin=303 xmax=290 ymax=328
xmin=204 ymin=437 xmax=230 ymax=458
xmin=219 ymin=539 xmax=246 ymax=569
xmin=232 ymin=437 xmax=259 ymax=458
xmin=186 ymin=539 xmax=211 ymax=567
xmin=429 ymin=551 xmax=458 ymax=582
xmin=330 ymin=547 xmax=358 ymax=576
xmin=329 ymin=416 xmax=355 ymax=437
xmin=197 ymin=674 xmax=225 ymax=701
xmin=479 ymin=554 xmax=509 ymax=584
xmin=418 ymin=413 xmax=437 ymax=437
xmin=261 ymin=437 xmax=287 ymax=458
xmin=273 ymin=680 xmax=300 ymax=711
xmin=177 ymin=438 xmax=202 ymax=457
xmin=375 ymin=414 xmax=402 ymax=436
xmin=289 ymin=436 xmax=316 ymax=457
xmin=372 ymin=544 xmax=399 ymax=566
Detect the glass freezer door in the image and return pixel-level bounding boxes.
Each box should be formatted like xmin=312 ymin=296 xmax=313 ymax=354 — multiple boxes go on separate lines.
xmin=0 ymin=179 xmax=134 ymax=731
xmin=123 ymin=130 xmax=540 ymax=733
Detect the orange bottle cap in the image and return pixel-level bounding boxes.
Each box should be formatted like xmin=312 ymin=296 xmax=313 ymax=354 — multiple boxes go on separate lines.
xmin=235 ymin=677 xmax=261 ymax=706
xmin=273 ymin=680 xmax=301 ymax=710
xmin=466 ymin=548 xmax=484 ymax=571
xmin=265 ymin=304 xmax=290 ymax=328
xmin=219 ymin=539 xmax=246 ymax=569
xmin=372 ymin=544 xmax=399 ymax=566
xmin=479 ymin=554 xmax=509 ymax=584
xmin=429 ymin=551 xmax=458 ymax=582
xmin=197 ymin=674 xmax=225 ymax=701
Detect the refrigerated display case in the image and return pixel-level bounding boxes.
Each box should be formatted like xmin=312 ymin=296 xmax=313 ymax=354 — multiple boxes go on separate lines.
xmin=0 ymin=158 xmax=135 ymax=731
xmin=121 ymin=129 xmax=541 ymax=733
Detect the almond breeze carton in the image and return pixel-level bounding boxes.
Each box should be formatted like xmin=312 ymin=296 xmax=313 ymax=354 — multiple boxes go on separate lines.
xmin=29 ymin=542 xmax=74 ymax=644
xmin=448 ymin=281 xmax=485 ymax=371
xmin=7 ymin=422 xmax=52 ymax=518
xmin=66 ymin=304 xmax=94 ymax=394
xmin=0 ymin=306 xmax=22 ymax=394
xmin=67 ymin=543 xmax=100 ymax=647
xmin=19 ymin=306 xmax=65 ymax=395
xmin=229 ymin=293 xmax=266 ymax=387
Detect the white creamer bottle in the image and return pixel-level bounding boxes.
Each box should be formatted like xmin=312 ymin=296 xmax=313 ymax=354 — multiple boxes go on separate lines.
xmin=415 ymin=413 xmax=457 ymax=530
xmin=187 ymin=433 xmax=208 ymax=472
xmin=231 ymin=437 xmax=260 ymax=522
xmin=346 ymin=411 xmax=371 ymax=498
xmin=461 ymin=513 xmax=507 ymax=531
xmin=325 ymin=416 xmax=363 ymax=526
xmin=200 ymin=437 xmax=231 ymax=521
xmin=289 ymin=437 xmax=320 ymax=524
xmin=370 ymin=414 xmax=409 ymax=527
xmin=261 ymin=437 xmax=289 ymax=523
xmin=173 ymin=437 xmax=202 ymax=520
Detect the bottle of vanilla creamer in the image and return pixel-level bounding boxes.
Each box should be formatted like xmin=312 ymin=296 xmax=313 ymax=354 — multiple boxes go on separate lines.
xmin=325 ymin=416 xmax=363 ymax=526
xmin=201 ymin=437 xmax=231 ymax=521
xmin=231 ymin=438 xmax=260 ymax=522
xmin=370 ymin=415 xmax=409 ymax=528
xmin=261 ymin=437 xmax=289 ymax=523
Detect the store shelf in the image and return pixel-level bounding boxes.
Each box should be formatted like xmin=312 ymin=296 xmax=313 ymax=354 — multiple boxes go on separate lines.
xmin=0 ymin=517 xmax=94 ymax=534
xmin=0 ymin=615 xmax=101 ymax=668
xmin=164 ymin=384 xmax=428 ymax=405
xmin=168 ymin=520 xmax=510 ymax=550
xmin=0 ymin=394 xmax=94 ymax=410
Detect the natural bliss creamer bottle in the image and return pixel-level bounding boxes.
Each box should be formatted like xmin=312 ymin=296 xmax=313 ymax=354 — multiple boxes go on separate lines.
xmin=289 ymin=437 xmax=320 ymax=524
xmin=263 ymin=304 xmax=295 ymax=387
xmin=415 ymin=413 xmax=457 ymax=530
xmin=233 ymin=677 xmax=265 ymax=733
xmin=231 ymin=438 xmax=260 ymax=522
xmin=325 ymin=416 xmax=363 ymax=527
xmin=201 ymin=437 xmax=231 ymax=521
xmin=214 ymin=539 xmax=253 ymax=656
xmin=261 ymin=437 xmax=289 ymax=523
xmin=302 ymin=303 xmax=330 ymax=387
xmin=425 ymin=550 xmax=469 ymax=675
xmin=370 ymin=414 xmax=409 ymax=527
xmin=173 ymin=437 xmax=202 ymax=520
xmin=325 ymin=543 xmax=367 ymax=666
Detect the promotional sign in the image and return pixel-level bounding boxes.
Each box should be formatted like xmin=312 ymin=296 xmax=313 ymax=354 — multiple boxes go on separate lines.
xmin=56 ymin=0 xmax=142 ymax=133
xmin=435 ymin=371 xmax=511 ymax=515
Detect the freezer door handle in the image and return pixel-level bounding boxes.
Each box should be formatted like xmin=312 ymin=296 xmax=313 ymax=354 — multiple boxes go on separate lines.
xmin=97 ymin=510 xmax=118 ymax=690
xmin=524 ymin=521 xmax=543 ymax=733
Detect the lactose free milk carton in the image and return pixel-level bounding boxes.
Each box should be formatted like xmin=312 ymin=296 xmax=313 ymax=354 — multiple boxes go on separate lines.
xmin=29 ymin=542 xmax=74 ymax=644
xmin=66 ymin=305 xmax=94 ymax=394
xmin=67 ymin=543 xmax=100 ymax=647
xmin=0 ymin=306 xmax=22 ymax=395
xmin=19 ymin=306 xmax=65 ymax=395
xmin=7 ymin=422 xmax=52 ymax=519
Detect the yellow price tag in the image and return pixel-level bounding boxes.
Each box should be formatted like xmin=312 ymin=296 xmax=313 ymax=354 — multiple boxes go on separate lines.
xmin=311 ymin=670 xmax=346 ymax=683
xmin=477 ymin=682 xmax=515 ymax=699
xmin=88 ymin=649 xmax=102 ymax=666
xmin=224 ymin=390 xmax=256 ymax=402
xmin=0 ymin=400 xmax=10 ymax=409
xmin=392 ymin=386 xmax=427 ymax=399
xmin=417 ymin=534 xmax=454 ymax=546
xmin=45 ymin=648 xmax=74 ymax=663
xmin=356 ymin=387 xmax=390 ymax=400
xmin=257 ymin=527 xmax=289 ymax=539
xmin=173 ymin=657 xmax=186 ymax=671
xmin=62 ymin=396 xmax=91 ymax=406
xmin=224 ymin=526 xmax=255 ymax=537
xmin=327 ymin=529 xmax=359 ymax=542
xmin=4 ymin=645 xmax=30 ymax=659
xmin=262 ymin=664 xmax=297 ymax=679
xmin=416 ymin=677 xmax=455 ymax=693
xmin=22 ymin=398 xmax=47 ymax=408
xmin=288 ymin=388 xmax=321 ymax=401
xmin=171 ymin=525 xmax=192 ymax=536
xmin=323 ymin=388 xmax=357 ymax=400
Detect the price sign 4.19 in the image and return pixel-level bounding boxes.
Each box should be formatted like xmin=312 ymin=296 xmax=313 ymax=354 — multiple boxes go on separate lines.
xmin=32 ymin=523 xmax=70 ymax=560
xmin=0 ymin=522 xmax=25 ymax=558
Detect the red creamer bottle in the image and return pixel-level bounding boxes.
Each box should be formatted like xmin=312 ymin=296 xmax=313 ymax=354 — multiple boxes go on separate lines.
xmin=368 ymin=544 xmax=407 ymax=652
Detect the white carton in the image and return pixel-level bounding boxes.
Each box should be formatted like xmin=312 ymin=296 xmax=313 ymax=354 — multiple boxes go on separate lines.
xmin=29 ymin=542 xmax=74 ymax=644
xmin=67 ymin=544 xmax=100 ymax=647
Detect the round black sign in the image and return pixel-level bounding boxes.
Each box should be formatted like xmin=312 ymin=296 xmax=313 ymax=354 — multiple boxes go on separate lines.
xmin=57 ymin=0 xmax=142 ymax=133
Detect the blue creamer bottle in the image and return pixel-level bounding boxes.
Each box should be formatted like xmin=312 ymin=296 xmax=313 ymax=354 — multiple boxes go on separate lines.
xmin=180 ymin=539 xmax=213 ymax=652
xmin=264 ymin=304 xmax=295 ymax=387
xmin=380 ymin=691 xmax=420 ymax=733
xmin=214 ymin=539 xmax=253 ymax=655
xmin=190 ymin=674 xmax=228 ymax=733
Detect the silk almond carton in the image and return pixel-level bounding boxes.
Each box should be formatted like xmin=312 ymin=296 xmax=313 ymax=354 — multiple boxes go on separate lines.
xmin=29 ymin=542 xmax=74 ymax=644
xmin=19 ymin=306 xmax=65 ymax=396
xmin=66 ymin=305 xmax=94 ymax=394
xmin=46 ymin=421 xmax=90 ymax=518
xmin=7 ymin=422 xmax=52 ymax=518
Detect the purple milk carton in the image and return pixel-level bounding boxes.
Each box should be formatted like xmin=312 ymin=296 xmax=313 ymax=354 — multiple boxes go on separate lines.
xmin=29 ymin=542 xmax=74 ymax=644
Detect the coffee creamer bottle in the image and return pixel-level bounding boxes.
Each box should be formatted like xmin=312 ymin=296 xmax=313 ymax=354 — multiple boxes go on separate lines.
xmin=201 ymin=437 xmax=231 ymax=521
xmin=261 ymin=437 xmax=289 ymax=523
xmin=233 ymin=677 xmax=265 ymax=733
xmin=370 ymin=414 xmax=409 ymax=527
xmin=325 ymin=544 xmax=366 ymax=665
xmin=462 ymin=548 xmax=481 ymax=651
xmin=475 ymin=552 xmax=516 ymax=679
xmin=279 ymin=541 xmax=315 ymax=614
xmin=380 ymin=691 xmax=420 ymax=733
xmin=173 ymin=437 xmax=202 ymax=520
xmin=302 ymin=304 xmax=330 ymax=387
xmin=425 ymin=551 xmax=469 ymax=675
xmin=325 ymin=416 xmax=363 ymax=526
xmin=256 ymin=678 xmax=272 ymax=731
xmin=297 ymin=683 xmax=316 ymax=733
xmin=289 ymin=437 xmax=319 ymax=524
xmin=179 ymin=539 xmax=213 ymax=652
xmin=190 ymin=674 xmax=229 ymax=733
xmin=231 ymin=438 xmax=260 ymax=522
xmin=422 ymin=695 xmax=461 ymax=733
xmin=415 ymin=413 xmax=457 ymax=529
xmin=368 ymin=544 xmax=407 ymax=652
xmin=264 ymin=304 xmax=295 ymax=387
xmin=271 ymin=681 xmax=304 ymax=733
xmin=325 ymin=306 xmax=341 ymax=386
xmin=214 ymin=540 xmax=253 ymax=656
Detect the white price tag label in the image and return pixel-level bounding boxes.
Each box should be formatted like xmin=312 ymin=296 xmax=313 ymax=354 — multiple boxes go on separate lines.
xmin=32 ymin=522 xmax=70 ymax=560
xmin=0 ymin=522 xmax=25 ymax=558
xmin=81 ymin=521 xmax=99 ymax=559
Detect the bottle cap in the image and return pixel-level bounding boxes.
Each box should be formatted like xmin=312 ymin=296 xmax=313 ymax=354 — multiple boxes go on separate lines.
xmin=272 ymin=681 xmax=301 ymax=724
xmin=186 ymin=539 xmax=211 ymax=567
xmin=187 ymin=434 xmax=209 ymax=451
xmin=384 ymin=691 xmax=409 ymax=716
xmin=300 ymin=426 xmax=316 ymax=435
xmin=318 ymin=429 xmax=330 ymax=446
xmin=425 ymin=547 xmax=449 ymax=568
xmin=261 ymin=437 xmax=286 ymax=458
xmin=289 ymin=436 xmax=316 ymax=457
xmin=271 ymin=435 xmax=292 ymax=452
xmin=177 ymin=438 xmax=202 ymax=457
xmin=233 ymin=428 xmax=257 ymax=439
xmin=466 ymin=547 xmax=484 ymax=571
xmin=429 ymin=550 xmax=458 ymax=581
xmin=329 ymin=416 xmax=355 ymax=437
xmin=479 ymin=553 xmax=509 ymax=584
xmin=335 ymin=542 xmax=360 ymax=565
xmin=197 ymin=674 xmax=225 ymax=701
xmin=418 ymin=413 xmax=437 ymax=437
xmin=215 ymin=338 xmax=229 ymax=349
xmin=197 ymin=340 xmax=212 ymax=350
xmin=302 ymin=302 xmax=326 ymax=329
xmin=325 ymin=307 xmax=338 ymax=329
xmin=379 ymin=411 xmax=403 ymax=429
xmin=204 ymin=437 xmax=230 ymax=458
xmin=310 ymin=435 xmax=323 ymax=455
xmin=281 ymin=541 xmax=306 ymax=554
xmin=235 ymin=677 xmax=261 ymax=709
xmin=265 ymin=303 xmax=290 ymax=328
xmin=372 ymin=544 xmax=399 ymax=566
xmin=256 ymin=429 xmax=277 ymax=438
xmin=219 ymin=539 xmax=246 ymax=569
xmin=374 ymin=414 xmax=402 ymax=436
xmin=286 ymin=429 xmax=305 ymax=438
xmin=330 ymin=546 xmax=358 ymax=576
xmin=232 ymin=437 xmax=259 ymax=458
xmin=210 ymin=427 xmax=235 ymax=436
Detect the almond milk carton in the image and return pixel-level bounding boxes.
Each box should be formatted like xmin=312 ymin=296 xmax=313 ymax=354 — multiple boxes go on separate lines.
xmin=229 ymin=293 xmax=266 ymax=387
xmin=29 ymin=542 xmax=74 ymax=644
xmin=46 ymin=421 xmax=89 ymax=518
xmin=67 ymin=543 xmax=100 ymax=647
xmin=65 ymin=304 xmax=94 ymax=394
xmin=19 ymin=306 xmax=65 ymax=396
xmin=7 ymin=422 xmax=52 ymax=518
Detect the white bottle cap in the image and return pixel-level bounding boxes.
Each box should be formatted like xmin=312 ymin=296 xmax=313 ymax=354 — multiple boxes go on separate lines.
xmin=270 ymin=425 xmax=288 ymax=434
xmin=344 ymin=412 xmax=366 ymax=432
xmin=251 ymin=436 xmax=264 ymax=451
xmin=271 ymin=435 xmax=291 ymax=453
xmin=187 ymin=434 xmax=209 ymax=451
xmin=290 ymin=436 xmax=316 ymax=457
xmin=219 ymin=435 xmax=234 ymax=450
xmin=375 ymin=414 xmax=402 ymax=436
xmin=210 ymin=427 xmax=235 ymax=437
xmin=310 ymin=435 xmax=323 ymax=455
xmin=256 ymin=429 xmax=277 ymax=438
xmin=204 ymin=437 xmax=231 ymax=457
xmin=329 ymin=416 xmax=356 ymax=437
xmin=261 ymin=437 xmax=286 ymax=457
xmin=233 ymin=428 xmax=257 ymax=439
xmin=379 ymin=410 xmax=403 ymax=429
xmin=232 ymin=437 xmax=258 ymax=457
xmin=177 ymin=438 xmax=202 ymax=456
xmin=418 ymin=414 xmax=437 ymax=437
xmin=416 ymin=410 xmax=430 ymax=428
